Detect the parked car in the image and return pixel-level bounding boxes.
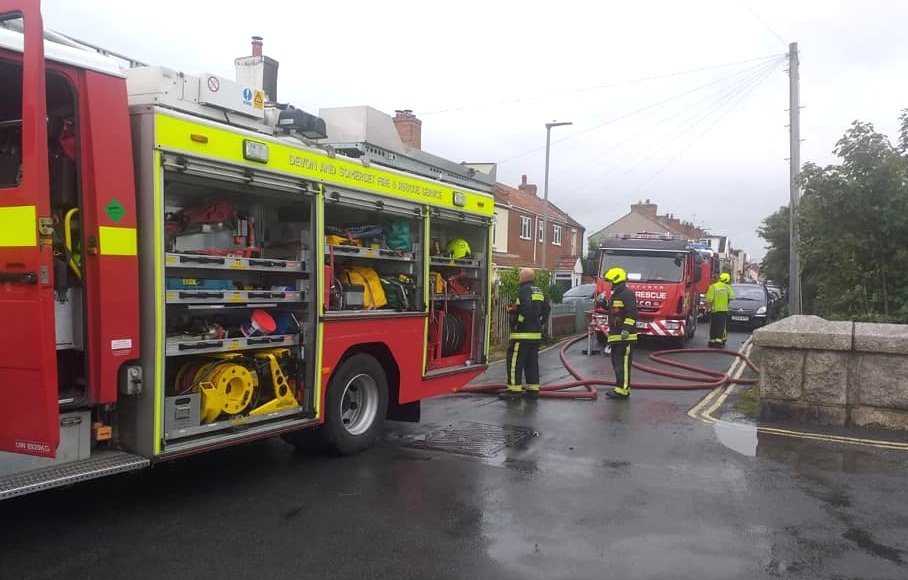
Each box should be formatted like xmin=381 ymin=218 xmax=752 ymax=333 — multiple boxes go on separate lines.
xmin=727 ymin=283 xmax=772 ymax=329
xmin=561 ymin=283 xmax=597 ymax=303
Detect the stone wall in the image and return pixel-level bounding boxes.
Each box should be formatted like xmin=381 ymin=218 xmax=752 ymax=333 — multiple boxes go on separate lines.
xmin=752 ymin=315 xmax=908 ymax=431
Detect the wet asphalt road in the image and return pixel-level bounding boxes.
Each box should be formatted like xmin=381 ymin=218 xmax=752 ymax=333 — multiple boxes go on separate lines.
xmin=3 ymin=329 xmax=908 ymax=580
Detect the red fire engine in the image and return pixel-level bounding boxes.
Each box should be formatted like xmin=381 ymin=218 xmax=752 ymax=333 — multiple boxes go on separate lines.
xmin=0 ymin=0 xmax=494 ymax=499
xmin=595 ymin=233 xmax=704 ymax=344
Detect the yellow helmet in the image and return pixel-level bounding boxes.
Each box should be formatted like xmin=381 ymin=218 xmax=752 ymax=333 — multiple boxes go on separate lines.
xmin=446 ymin=238 xmax=471 ymax=259
xmin=719 ymin=272 xmax=731 ymax=283
xmin=603 ymin=267 xmax=627 ymax=284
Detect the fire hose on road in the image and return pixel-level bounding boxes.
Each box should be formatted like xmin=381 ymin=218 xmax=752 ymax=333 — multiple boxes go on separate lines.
xmin=456 ymin=334 xmax=760 ymax=400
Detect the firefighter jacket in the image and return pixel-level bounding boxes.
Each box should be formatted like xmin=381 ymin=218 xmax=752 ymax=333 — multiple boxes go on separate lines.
xmin=705 ymin=281 xmax=734 ymax=313
xmin=509 ymin=281 xmax=550 ymax=341
xmin=608 ymin=282 xmax=638 ymax=343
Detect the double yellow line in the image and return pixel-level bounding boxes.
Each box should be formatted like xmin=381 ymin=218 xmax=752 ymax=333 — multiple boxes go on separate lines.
xmin=687 ymin=340 xmax=908 ymax=451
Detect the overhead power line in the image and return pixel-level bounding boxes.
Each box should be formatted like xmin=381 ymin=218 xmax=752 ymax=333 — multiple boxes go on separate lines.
xmin=498 ymin=57 xmax=780 ymax=165
xmin=739 ymin=1 xmax=788 ymax=47
xmin=567 ymin=55 xmax=785 ymax=195
xmin=628 ymin=58 xmax=785 ymax=193
xmin=418 ymin=53 xmax=785 ymax=116
xmin=547 ymin=58 xmax=785 ymax=180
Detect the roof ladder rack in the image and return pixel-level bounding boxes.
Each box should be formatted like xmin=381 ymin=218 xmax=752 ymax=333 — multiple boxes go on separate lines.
xmin=0 ymin=19 xmax=146 ymax=68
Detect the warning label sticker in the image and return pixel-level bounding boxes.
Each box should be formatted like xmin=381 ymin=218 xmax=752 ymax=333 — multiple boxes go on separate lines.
xmin=253 ymin=90 xmax=265 ymax=110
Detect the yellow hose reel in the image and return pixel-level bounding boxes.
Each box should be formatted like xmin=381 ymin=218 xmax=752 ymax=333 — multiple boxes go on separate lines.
xmin=176 ymin=359 xmax=256 ymax=423
xmin=175 ymin=349 xmax=299 ymax=424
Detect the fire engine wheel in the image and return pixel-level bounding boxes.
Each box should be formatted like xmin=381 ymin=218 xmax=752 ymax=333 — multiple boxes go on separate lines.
xmin=323 ymin=353 xmax=388 ymax=455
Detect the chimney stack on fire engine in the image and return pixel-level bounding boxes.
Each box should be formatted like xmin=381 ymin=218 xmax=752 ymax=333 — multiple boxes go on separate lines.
xmin=235 ymin=36 xmax=279 ymax=103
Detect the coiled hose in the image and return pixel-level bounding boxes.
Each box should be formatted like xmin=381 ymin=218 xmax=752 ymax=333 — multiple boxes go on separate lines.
xmin=456 ymin=334 xmax=759 ymax=400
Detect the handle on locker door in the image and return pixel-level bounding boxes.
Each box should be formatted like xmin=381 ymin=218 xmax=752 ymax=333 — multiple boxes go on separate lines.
xmin=0 ymin=271 xmax=38 ymax=284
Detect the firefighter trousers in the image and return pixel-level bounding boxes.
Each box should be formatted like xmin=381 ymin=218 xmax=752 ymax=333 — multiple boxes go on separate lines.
xmin=709 ymin=311 xmax=728 ymax=345
xmin=506 ymin=339 xmax=540 ymax=392
xmin=610 ymin=341 xmax=633 ymax=396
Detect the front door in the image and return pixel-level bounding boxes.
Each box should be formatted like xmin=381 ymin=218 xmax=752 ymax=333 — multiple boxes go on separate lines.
xmin=0 ymin=0 xmax=59 ymax=457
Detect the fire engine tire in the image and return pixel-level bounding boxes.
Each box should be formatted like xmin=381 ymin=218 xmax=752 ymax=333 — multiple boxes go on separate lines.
xmin=322 ymin=353 xmax=389 ymax=455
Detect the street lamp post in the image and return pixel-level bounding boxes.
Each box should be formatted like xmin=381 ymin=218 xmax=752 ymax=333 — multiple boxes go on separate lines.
xmin=541 ymin=120 xmax=572 ymax=272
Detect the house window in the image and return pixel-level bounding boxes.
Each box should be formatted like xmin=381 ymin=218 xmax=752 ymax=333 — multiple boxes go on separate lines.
xmin=570 ymin=228 xmax=577 ymax=255
xmin=520 ymin=216 xmax=531 ymax=240
xmin=553 ymin=225 xmax=562 ymax=246
xmin=538 ymin=219 xmax=544 ymax=243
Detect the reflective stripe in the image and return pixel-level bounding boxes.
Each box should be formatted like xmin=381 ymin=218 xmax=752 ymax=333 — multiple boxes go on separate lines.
xmin=624 ymin=317 xmax=636 ymax=325
xmin=608 ymin=333 xmax=638 ymax=343
xmin=99 ymin=226 xmax=138 ymax=256
xmin=526 ymin=384 xmax=540 ymax=392
xmin=517 ymin=314 xmax=525 ymax=322
xmin=612 ymin=299 xmax=624 ymax=307
xmin=508 ymin=341 xmax=521 ymax=386
xmin=510 ymin=331 xmax=542 ymax=340
xmin=0 ymin=205 xmax=37 ymax=247
xmin=531 ymin=292 xmax=545 ymax=301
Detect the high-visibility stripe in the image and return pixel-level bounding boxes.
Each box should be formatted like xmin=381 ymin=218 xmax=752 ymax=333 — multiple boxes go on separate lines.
xmin=99 ymin=226 xmax=138 ymax=256
xmin=624 ymin=317 xmax=636 ymax=325
xmin=531 ymin=292 xmax=544 ymax=301
xmin=510 ymin=332 xmax=542 ymax=340
xmin=612 ymin=299 xmax=624 ymax=307
xmin=508 ymin=341 xmax=520 ymax=386
xmin=608 ymin=333 xmax=638 ymax=343
xmin=0 ymin=205 xmax=37 ymax=247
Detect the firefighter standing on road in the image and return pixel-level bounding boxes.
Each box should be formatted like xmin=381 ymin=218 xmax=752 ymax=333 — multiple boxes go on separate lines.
xmin=603 ymin=267 xmax=637 ymax=400
xmin=500 ymin=268 xmax=550 ymax=400
xmin=705 ymin=272 xmax=734 ymax=348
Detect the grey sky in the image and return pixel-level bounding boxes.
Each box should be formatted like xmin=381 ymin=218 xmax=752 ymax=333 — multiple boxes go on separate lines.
xmin=41 ymin=0 xmax=908 ymax=261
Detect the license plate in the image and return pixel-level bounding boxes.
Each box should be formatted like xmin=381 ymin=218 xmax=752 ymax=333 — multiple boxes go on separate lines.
xmin=731 ymin=316 xmax=749 ymax=322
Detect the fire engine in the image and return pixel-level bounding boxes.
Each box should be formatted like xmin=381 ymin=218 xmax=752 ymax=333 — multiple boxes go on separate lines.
xmin=0 ymin=0 xmax=494 ymax=499
xmin=595 ymin=233 xmax=704 ymax=344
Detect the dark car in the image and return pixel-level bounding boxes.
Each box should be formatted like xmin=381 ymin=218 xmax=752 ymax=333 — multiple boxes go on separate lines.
xmin=727 ymin=283 xmax=772 ymax=329
xmin=561 ymin=283 xmax=596 ymax=303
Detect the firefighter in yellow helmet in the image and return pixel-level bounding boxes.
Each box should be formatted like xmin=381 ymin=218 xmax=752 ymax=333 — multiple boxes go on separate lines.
xmin=705 ymin=272 xmax=735 ymax=348
xmin=500 ymin=268 xmax=550 ymax=400
xmin=603 ymin=267 xmax=637 ymax=400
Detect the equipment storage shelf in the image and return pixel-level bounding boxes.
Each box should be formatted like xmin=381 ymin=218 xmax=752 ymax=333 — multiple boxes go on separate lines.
xmin=326 ymin=244 xmax=415 ymax=264
xmin=165 ymin=252 xmax=306 ymax=273
xmin=156 ymin=162 xmax=318 ymax=446
xmin=166 ymin=333 xmax=300 ymax=356
xmin=429 ymin=256 xmax=482 ymax=269
xmin=431 ymin=294 xmax=482 ymax=302
xmin=166 ymin=289 xmax=306 ymax=306
xmin=164 ymin=405 xmax=304 ymax=441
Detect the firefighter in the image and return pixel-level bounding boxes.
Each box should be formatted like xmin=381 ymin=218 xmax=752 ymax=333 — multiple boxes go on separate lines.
xmin=705 ymin=272 xmax=734 ymax=348
xmin=603 ymin=267 xmax=637 ymax=400
xmin=500 ymin=268 xmax=550 ymax=400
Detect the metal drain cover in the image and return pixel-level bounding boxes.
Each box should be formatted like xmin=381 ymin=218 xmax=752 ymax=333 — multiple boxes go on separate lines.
xmin=407 ymin=421 xmax=535 ymax=457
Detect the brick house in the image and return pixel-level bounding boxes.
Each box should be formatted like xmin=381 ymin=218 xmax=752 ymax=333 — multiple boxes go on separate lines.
xmin=492 ymin=175 xmax=585 ymax=289
xmin=586 ymin=199 xmax=708 ymax=248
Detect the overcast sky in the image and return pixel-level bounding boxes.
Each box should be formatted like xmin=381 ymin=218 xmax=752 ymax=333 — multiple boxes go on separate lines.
xmin=41 ymin=0 xmax=908 ymax=261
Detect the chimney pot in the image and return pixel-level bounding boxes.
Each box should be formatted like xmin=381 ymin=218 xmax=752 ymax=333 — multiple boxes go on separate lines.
xmin=251 ymin=36 xmax=263 ymax=57
xmin=392 ymin=108 xmax=422 ymax=149
xmin=521 ymin=174 xmax=527 ymax=186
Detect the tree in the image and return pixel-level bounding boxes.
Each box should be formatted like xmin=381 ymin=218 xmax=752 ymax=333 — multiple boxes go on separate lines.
xmin=759 ymin=111 xmax=908 ymax=321
xmin=756 ymin=205 xmax=790 ymax=288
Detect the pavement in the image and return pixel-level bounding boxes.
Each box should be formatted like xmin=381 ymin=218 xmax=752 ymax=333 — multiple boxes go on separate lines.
xmin=2 ymin=328 xmax=908 ymax=579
